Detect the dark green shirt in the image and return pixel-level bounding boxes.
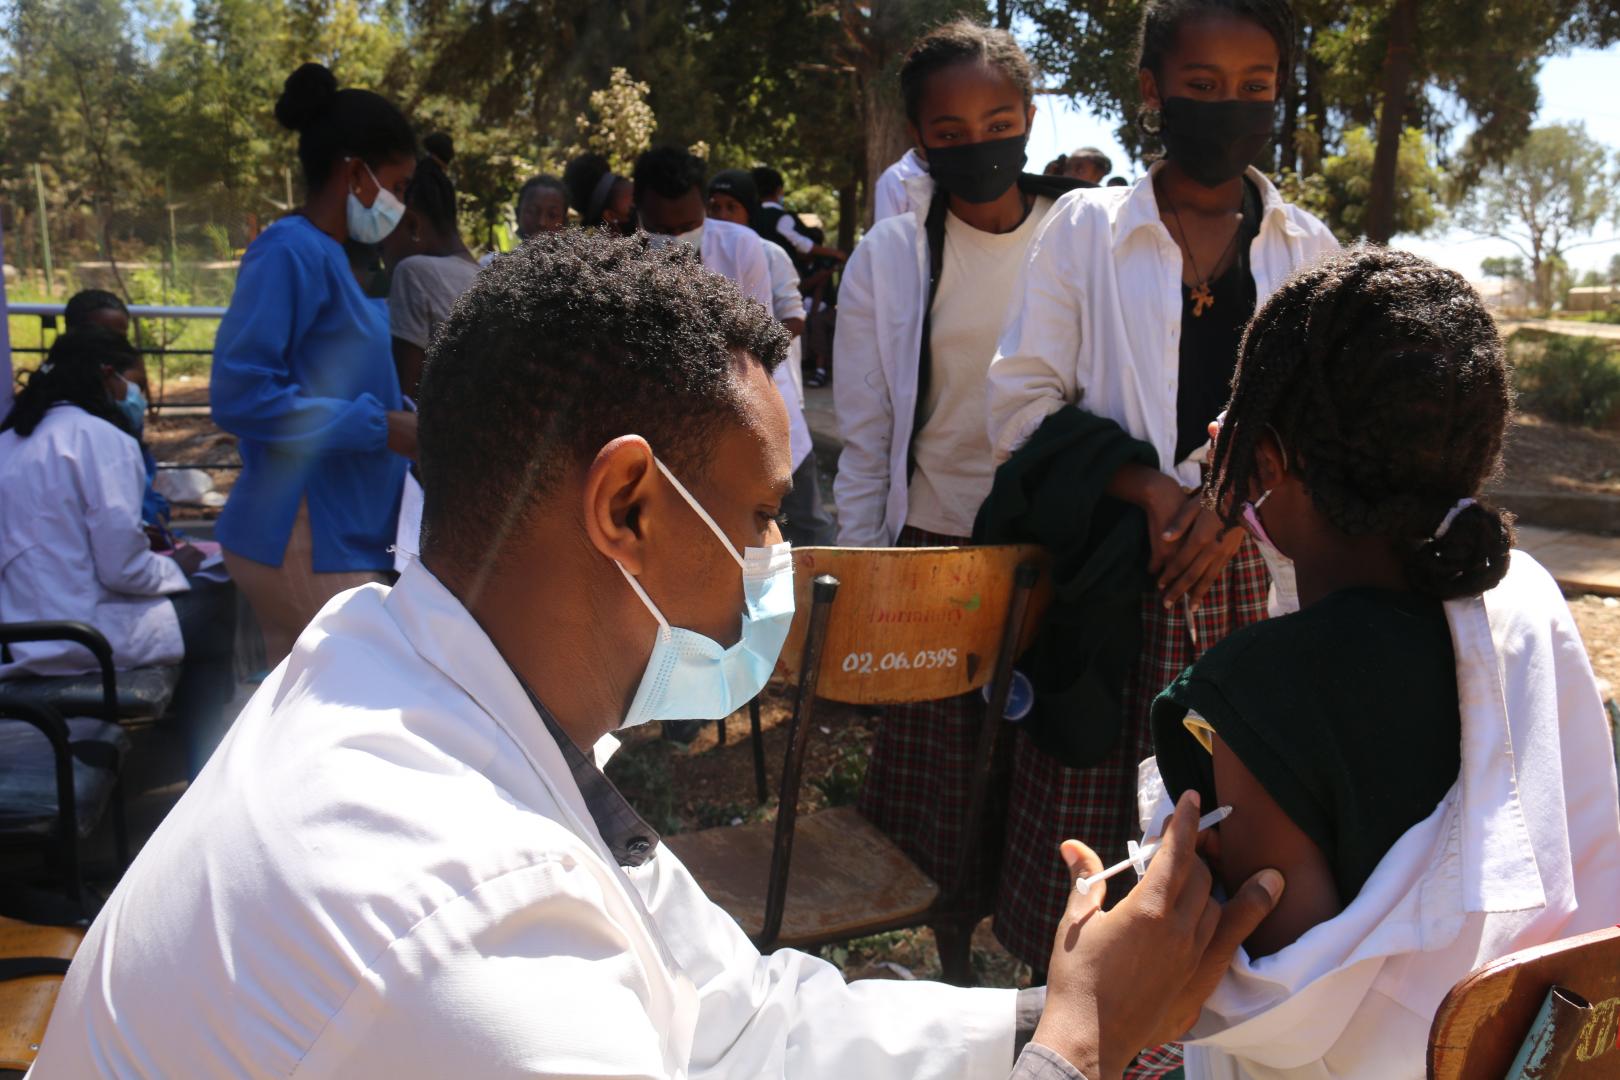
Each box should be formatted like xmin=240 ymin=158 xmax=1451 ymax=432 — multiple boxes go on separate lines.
xmin=1151 ymin=588 xmax=1461 ymax=904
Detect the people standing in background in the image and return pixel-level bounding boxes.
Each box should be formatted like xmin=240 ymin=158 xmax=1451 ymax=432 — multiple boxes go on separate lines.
xmin=383 ymin=152 xmax=480 ymax=399
xmin=2 ymin=331 xmax=238 ymax=776
xmin=422 ymin=132 xmax=454 ymax=170
xmin=873 ymin=147 xmax=928 ymax=221
xmin=1062 ymin=147 xmax=1113 ymax=184
xmin=833 ymin=20 xmax=1089 ymax=980
xmin=1107 ymin=175 xmax=1130 ymax=187
xmin=750 ymin=166 xmax=845 ymax=272
xmin=707 ymin=169 xmax=836 ymax=546
xmin=210 ymin=62 xmax=417 ymax=666
xmin=983 ymin=0 xmax=1338 ymax=1006
xmin=563 ymin=152 xmax=639 ymax=235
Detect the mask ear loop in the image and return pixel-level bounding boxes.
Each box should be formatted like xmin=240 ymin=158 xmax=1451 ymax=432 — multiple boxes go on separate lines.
xmin=617 ymin=563 xmax=673 ymax=629
xmin=651 ymin=456 xmax=745 ymax=569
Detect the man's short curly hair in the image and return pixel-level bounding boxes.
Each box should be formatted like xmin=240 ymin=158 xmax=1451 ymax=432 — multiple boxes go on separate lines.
xmin=1210 ymin=245 xmax=1516 ymax=601
xmin=417 ymin=228 xmax=788 ymax=569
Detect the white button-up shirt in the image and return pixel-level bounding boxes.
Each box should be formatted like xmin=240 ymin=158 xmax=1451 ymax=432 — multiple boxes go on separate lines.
xmin=1138 ymin=552 xmax=1620 ymax=1079
xmin=0 ymin=404 xmax=188 ymax=675
xmin=986 ymin=164 xmax=1340 ymax=484
xmin=32 ymin=561 xmax=1019 ymax=1078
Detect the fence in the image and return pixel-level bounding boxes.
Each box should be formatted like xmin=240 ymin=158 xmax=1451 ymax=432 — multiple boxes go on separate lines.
xmin=5 ymin=302 xmax=236 ymax=470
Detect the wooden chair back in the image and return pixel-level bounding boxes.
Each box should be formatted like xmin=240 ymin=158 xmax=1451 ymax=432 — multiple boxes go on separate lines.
xmin=1428 ymin=925 xmax=1620 ymax=1079
xmin=758 ymin=545 xmax=1049 ymax=948
xmin=774 ymin=545 xmax=1051 ymax=704
xmin=0 ymin=916 xmax=83 ymax=1071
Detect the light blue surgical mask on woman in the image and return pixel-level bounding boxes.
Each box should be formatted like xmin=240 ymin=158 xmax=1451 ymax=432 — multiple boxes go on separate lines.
xmin=616 ymin=456 xmax=795 ymax=729
xmin=115 ymin=377 xmax=147 ymax=435
xmin=346 ymin=160 xmax=406 ymax=244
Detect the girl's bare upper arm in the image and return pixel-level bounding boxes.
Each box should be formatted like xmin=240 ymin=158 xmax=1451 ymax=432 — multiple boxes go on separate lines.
xmin=1208 ymin=733 xmax=1341 ymax=958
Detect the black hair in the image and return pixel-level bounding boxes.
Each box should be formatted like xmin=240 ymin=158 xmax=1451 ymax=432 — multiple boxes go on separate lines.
xmin=707 ymin=169 xmax=760 ymax=215
xmin=1044 ymin=154 xmax=1069 ymax=176
xmin=416 ymin=229 xmax=789 ymax=568
xmin=3 ymin=329 xmax=136 ymax=438
xmin=274 ymin=62 xmax=416 ymax=190
xmin=423 ymin=132 xmax=455 ymax=166
xmin=632 ymin=146 xmax=706 ymax=204
xmin=407 ymin=154 xmax=460 ymax=235
xmin=1107 ymin=175 xmax=1129 ymax=186
xmin=1137 ymin=0 xmax=1295 ymax=90
xmin=562 ymin=152 xmax=619 ymax=226
xmin=63 ymin=289 xmax=128 ymax=331
xmin=1071 ymin=147 xmax=1113 ymax=175
xmin=750 ymin=167 xmax=785 ymax=200
xmin=517 ymin=175 xmax=567 ymax=216
xmin=1210 ymin=246 xmax=1516 ymax=601
xmin=899 ymin=18 xmax=1036 ymax=125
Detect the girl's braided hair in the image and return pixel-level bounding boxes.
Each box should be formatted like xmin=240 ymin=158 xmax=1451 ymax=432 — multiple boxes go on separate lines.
xmin=1210 ymin=246 xmax=1516 ymax=600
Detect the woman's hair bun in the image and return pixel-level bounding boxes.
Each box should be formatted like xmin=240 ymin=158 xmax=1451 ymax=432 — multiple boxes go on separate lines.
xmin=1405 ymin=501 xmax=1516 ymax=601
xmin=275 ymin=63 xmax=339 ymax=133
xmin=423 ymin=132 xmax=455 ymax=165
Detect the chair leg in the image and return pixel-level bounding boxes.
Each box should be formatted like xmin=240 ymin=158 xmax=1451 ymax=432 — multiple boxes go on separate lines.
xmin=717 ymin=715 xmax=727 ymax=746
xmin=933 ymin=916 xmax=976 ymax=987
xmin=112 ymin=778 xmax=130 ymax=870
xmin=750 ymin=697 xmax=768 ymax=804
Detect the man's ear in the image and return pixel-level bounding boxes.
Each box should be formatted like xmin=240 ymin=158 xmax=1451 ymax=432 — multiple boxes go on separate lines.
xmin=581 ymin=436 xmax=658 ymax=575
xmin=1138 ymin=67 xmax=1160 ymax=111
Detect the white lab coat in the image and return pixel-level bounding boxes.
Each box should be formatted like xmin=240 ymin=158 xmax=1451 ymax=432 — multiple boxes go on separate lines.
xmin=874 ymin=149 xmax=927 ymax=223
xmin=0 ymin=404 xmax=188 ymax=675
xmin=32 ymin=560 xmax=1017 ymax=1078
xmin=1136 ymin=552 xmax=1620 ymax=1079
xmin=986 ymin=164 xmax=1340 ymax=486
xmin=701 ymin=216 xmax=774 ymax=312
xmin=830 ymin=169 xmax=939 ymax=547
xmin=762 ymin=241 xmax=813 ymax=472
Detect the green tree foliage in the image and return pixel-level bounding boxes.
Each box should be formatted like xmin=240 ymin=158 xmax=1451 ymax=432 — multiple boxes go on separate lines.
xmin=1480 ymin=255 xmax=1527 ymax=283
xmin=1453 ymin=123 xmax=1617 ymax=311
xmin=1280 ymin=125 xmax=1442 ymax=243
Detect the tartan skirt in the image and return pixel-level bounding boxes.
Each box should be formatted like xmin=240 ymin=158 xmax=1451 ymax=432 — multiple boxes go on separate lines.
xmin=991 ymin=537 xmax=1271 ymax=966
xmin=854 ymin=525 xmax=1006 ymax=915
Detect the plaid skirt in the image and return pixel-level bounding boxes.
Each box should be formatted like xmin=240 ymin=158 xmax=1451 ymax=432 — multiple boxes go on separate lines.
xmin=854 ymin=525 xmax=1006 ymax=914
xmin=992 ymin=538 xmax=1271 ymax=967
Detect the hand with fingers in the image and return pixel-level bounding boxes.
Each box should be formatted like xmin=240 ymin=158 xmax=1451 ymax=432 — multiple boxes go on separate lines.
xmin=1031 ymin=791 xmax=1284 ymax=1080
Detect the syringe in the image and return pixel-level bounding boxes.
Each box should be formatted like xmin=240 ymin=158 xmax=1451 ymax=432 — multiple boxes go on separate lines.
xmin=1075 ymin=805 xmax=1233 ymax=893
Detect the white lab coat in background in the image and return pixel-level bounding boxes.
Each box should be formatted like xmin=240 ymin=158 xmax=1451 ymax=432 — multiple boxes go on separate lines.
xmin=32 ymin=560 xmax=1016 ymax=1078
xmin=1137 ymin=552 xmax=1620 ymax=1079
xmin=874 ymin=149 xmax=927 ymax=222
xmin=985 ymin=163 xmax=1339 ymax=486
xmin=762 ymin=241 xmax=813 ymax=472
xmin=0 ymin=404 xmax=188 ymax=675
xmin=701 ymin=216 xmax=774 ymax=311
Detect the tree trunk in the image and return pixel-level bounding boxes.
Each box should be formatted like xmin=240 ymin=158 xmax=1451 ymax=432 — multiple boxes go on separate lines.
xmin=1365 ymin=0 xmax=1417 ymax=243
xmin=995 ymin=0 xmax=1010 ymax=30
xmin=838 ymin=167 xmax=860 ymax=253
xmin=863 ymin=72 xmax=911 ymax=225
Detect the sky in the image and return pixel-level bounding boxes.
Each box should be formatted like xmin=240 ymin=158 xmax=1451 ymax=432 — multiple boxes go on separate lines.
xmin=1021 ymin=45 xmax=1620 ymax=283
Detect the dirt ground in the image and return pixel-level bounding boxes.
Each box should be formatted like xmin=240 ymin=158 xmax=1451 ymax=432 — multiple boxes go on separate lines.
xmin=1497 ymin=413 xmax=1620 ymax=496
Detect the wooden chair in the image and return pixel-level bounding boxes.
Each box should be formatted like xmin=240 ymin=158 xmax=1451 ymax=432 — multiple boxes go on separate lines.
xmin=666 ymin=545 xmax=1050 ymax=983
xmin=0 ymin=915 xmax=83 ymax=1072
xmin=1428 ymin=925 xmax=1620 ymax=1079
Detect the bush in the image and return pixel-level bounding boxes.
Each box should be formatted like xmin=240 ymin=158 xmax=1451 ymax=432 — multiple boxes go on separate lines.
xmin=1511 ymin=334 xmax=1620 ymax=428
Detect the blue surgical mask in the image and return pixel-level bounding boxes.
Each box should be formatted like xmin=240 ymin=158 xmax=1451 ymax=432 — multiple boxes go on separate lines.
xmin=116 ymin=378 xmax=147 ymax=435
xmin=346 ymin=161 xmax=406 ymax=244
xmin=616 ymin=456 xmax=795 ymax=729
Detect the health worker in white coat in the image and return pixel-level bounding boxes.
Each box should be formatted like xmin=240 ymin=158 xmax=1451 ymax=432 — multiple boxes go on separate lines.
xmin=31 ymin=230 xmax=1284 ymax=1080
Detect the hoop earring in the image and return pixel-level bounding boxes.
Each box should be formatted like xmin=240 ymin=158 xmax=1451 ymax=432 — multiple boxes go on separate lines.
xmin=1139 ymin=106 xmax=1163 ymax=135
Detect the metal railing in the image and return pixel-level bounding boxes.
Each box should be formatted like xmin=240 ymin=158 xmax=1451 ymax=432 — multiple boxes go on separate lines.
xmin=6 ymin=302 xmax=237 ymax=470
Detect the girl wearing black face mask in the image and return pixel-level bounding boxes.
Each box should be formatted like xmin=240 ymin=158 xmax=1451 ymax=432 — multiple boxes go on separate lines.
xmin=980 ymin=0 xmax=1338 ymax=987
xmin=831 ymin=19 xmax=1093 ymax=981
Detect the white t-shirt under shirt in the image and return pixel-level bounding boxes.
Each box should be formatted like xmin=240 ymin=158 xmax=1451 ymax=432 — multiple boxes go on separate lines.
xmin=906 ymin=196 xmax=1054 ymax=538
xmin=389 ymin=254 xmax=482 ymax=349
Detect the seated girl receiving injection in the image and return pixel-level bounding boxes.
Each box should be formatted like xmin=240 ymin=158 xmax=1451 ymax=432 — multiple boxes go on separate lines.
xmin=1141 ymin=247 xmax=1620 ymax=1080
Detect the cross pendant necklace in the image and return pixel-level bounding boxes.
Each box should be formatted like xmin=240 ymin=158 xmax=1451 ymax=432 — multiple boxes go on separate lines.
xmin=1167 ymin=197 xmax=1242 ymax=318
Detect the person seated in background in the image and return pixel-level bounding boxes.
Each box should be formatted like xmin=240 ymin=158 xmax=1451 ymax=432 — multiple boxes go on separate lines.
xmin=706 ymin=168 xmax=837 ymax=546
xmin=562 ymin=151 xmax=638 ymax=235
xmin=382 ymin=149 xmax=480 ymax=399
xmin=1062 ymin=147 xmax=1112 ymax=185
xmin=0 ymin=330 xmax=239 ymax=776
xmin=1144 ymin=248 xmax=1620 ymax=1078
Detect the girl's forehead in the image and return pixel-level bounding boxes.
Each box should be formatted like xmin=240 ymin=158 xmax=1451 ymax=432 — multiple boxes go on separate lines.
xmin=1161 ymin=12 xmax=1280 ymax=70
xmin=920 ymin=60 xmax=1025 ymax=112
